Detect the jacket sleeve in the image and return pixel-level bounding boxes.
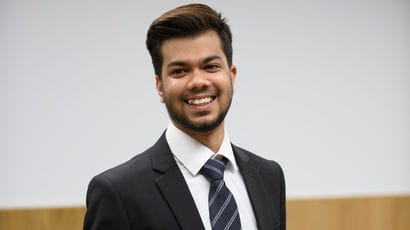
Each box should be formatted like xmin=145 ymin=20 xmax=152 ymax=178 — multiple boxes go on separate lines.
xmin=279 ymin=163 xmax=286 ymax=230
xmin=83 ymin=174 xmax=132 ymax=230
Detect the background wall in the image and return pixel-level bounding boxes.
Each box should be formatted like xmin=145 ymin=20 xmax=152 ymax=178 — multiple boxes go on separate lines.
xmin=1 ymin=0 xmax=409 ymax=208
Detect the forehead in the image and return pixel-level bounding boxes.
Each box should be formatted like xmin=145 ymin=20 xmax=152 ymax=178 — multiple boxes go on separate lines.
xmin=161 ymin=30 xmax=227 ymax=66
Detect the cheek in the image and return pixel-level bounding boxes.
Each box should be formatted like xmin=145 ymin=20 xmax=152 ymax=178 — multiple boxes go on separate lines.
xmin=217 ymin=77 xmax=233 ymax=91
xmin=163 ymin=80 xmax=184 ymax=98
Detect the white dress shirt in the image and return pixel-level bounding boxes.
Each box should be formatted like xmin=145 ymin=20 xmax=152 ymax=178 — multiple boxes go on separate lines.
xmin=165 ymin=122 xmax=258 ymax=230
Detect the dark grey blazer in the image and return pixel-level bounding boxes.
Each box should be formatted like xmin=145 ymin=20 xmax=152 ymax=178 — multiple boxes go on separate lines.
xmin=83 ymin=133 xmax=286 ymax=230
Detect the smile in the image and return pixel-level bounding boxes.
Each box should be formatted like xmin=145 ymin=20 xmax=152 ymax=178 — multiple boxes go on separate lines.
xmin=186 ymin=96 xmax=215 ymax=106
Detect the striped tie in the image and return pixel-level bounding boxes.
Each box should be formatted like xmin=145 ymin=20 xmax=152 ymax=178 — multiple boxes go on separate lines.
xmin=200 ymin=158 xmax=242 ymax=230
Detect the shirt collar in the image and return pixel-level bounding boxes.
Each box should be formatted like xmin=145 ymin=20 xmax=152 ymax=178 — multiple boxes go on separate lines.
xmin=165 ymin=122 xmax=238 ymax=176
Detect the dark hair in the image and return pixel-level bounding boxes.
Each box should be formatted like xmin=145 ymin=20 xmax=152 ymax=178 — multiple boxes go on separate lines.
xmin=146 ymin=3 xmax=233 ymax=78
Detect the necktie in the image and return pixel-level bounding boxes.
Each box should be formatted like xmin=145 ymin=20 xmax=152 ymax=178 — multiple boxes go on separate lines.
xmin=200 ymin=158 xmax=242 ymax=230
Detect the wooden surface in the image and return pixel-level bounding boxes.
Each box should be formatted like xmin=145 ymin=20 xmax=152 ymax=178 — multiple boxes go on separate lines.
xmin=0 ymin=195 xmax=409 ymax=230
xmin=0 ymin=207 xmax=85 ymax=230
xmin=287 ymin=195 xmax=410 ymax=230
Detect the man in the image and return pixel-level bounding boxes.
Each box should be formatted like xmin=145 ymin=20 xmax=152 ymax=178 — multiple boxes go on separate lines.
xmin=84 ymin=3 xmax=285 ymax=230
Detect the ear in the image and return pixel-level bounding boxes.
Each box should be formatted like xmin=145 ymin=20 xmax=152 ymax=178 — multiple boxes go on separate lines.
xmin=155 ymin=76 xmax=164 ymax=103
xmin=230 ymin=65 xmax=237 ymax=85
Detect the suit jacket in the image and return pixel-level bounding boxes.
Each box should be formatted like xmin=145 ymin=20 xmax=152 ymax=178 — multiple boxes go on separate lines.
xmin=83 ymin=133 xmax=286 ymax=230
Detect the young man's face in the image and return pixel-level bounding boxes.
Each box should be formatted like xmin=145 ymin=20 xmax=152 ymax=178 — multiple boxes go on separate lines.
xmin=156 ymin=30 xmax=237 ymax=133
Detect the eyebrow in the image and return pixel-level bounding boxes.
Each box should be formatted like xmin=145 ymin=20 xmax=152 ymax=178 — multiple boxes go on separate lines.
xmin=203 ymin=55 xmax=222 ymax=63
xmin=167 ymin=55 xmax=222 ymax=68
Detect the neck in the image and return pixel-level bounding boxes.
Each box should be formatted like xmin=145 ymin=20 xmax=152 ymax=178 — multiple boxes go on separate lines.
xmin=173 ymin=121 xmax=225 ymax=153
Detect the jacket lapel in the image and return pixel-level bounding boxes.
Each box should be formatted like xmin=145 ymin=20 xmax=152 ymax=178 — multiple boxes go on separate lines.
xmin=151 ymin=134 xmax=205 ymax=230
xmin=233 ymin=145 xmax=273 ymax=230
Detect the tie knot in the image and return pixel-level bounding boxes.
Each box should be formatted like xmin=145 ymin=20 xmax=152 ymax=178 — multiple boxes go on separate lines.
xmin=200 ymin=158 xmax=227 ymax=182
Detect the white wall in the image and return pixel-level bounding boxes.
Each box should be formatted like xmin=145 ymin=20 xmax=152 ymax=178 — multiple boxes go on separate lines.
xmin=1 ymin=0 xmax=409 ymax=208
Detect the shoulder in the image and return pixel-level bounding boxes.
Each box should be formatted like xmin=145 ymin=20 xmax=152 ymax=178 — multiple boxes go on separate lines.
xmin=85 ymin=139 xmax=168 ymax=208
xmin=98 ymin=150 xmax=152 ymax=183
xmin=93 ymin=132 xmax=170 ymax=184
xmin=84 ymin=134 xmax=174 ymax=229
xmin=87 ymin=150 xmax=154 ymax=200
xmin=232 ymin=144 xmax=285 ymax=178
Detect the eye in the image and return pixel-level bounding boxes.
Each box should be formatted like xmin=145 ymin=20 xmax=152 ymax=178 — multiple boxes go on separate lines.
xmin=170 ymin=68 xmax=187 ymax=77
xmin=204 ymin=64 xmax=221 ymax=72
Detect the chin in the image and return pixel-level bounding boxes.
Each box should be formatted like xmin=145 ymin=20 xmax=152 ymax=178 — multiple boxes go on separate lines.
xmin=184 ymin=117 xmax=223 ymax=133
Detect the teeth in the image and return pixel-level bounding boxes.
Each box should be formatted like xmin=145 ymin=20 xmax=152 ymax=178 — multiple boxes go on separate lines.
xmin=188 ymin=97 xmax=213 ymax=105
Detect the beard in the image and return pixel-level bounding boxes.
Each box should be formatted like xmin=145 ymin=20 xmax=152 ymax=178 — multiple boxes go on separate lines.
xmin=163 ymin=88 xmax=233 ymax=133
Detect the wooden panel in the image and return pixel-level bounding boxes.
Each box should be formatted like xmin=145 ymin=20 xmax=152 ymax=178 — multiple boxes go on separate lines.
xmin=0 ymin=195 xmax=409 ymax=230
xmin=287 ymin=195 xmax=410 ymax=230
xmin=0 ymin=207 xmax=85 ymax=230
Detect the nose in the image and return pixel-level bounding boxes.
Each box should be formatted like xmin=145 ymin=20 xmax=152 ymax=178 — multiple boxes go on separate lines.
xmin=187 ymin=69 xmax=210 ymax=91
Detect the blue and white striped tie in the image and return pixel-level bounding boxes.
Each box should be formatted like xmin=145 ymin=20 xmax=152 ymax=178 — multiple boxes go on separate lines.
xmin=200 ymin=158 xmax=242 ymax=230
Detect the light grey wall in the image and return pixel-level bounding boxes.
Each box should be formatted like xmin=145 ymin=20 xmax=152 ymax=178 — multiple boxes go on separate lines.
xmin=1 ymin=0 xmax=409 ymax=208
